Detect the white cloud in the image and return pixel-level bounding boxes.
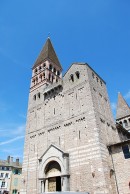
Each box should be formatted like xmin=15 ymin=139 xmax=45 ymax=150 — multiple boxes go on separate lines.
xmin=0 ymin=124 xmax=25 ymax=137
xmin=111 ymin=102 xmax=117 ymax=111
xmin=11 ymin=124 xmax=25 ymax=136
xmin=0 ymin=136 xmax=24 ymax=146
xmin=124 ymin=90 xmax=130 ymax=100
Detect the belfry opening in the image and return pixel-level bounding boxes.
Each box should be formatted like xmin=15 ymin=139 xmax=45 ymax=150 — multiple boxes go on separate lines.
xmin=45 ymin=161 xmax=61 ymax=192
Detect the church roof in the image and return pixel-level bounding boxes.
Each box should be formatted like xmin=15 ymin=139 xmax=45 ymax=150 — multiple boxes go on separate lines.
xmin=33 ymin=38 xmax=62 ymax=69
xmin=116 ymin=93 xmax=130 ymax=120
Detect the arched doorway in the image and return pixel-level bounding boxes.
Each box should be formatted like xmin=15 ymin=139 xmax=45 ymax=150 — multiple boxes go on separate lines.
xmin=45 ymin=161 xmax=61 ymax=192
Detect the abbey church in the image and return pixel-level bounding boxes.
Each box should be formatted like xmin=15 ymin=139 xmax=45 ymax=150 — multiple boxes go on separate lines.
xmin=21 ymin=38 xmax=130 ymax=194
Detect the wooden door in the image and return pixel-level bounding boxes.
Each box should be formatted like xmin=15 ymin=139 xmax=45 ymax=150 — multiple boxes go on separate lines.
xmin=48 ymin=177 xmax=56 ymax=192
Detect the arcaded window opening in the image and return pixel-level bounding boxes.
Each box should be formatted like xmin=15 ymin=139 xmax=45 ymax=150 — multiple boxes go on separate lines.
xmin=54 ymin=68 xmax=56 ymax=73
xmin=34 ymin=68 xmax=37 ymax=74
xmin=124 ymin=120 xmax=128 ymax=127
xmin=49 ymin=64 xmax=52 ymax=70
xmin=57 ymin=71 xmax=60 ymax=76
xmin=36 ymin=77 xmax=38 ymax=83
xmin=32 ymin=79 xmax=35 ymax=85
xmin=119 ymin=121 xmax=123 ymax=126
xmin=43 ymin=63 xmax=46 ymax=68
xmin=43 ymin=73 xmax=45 ymax=79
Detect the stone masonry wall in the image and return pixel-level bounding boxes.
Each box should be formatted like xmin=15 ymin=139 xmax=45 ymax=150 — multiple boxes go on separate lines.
xmin=21 ymin=63 xmax=122 ymax=194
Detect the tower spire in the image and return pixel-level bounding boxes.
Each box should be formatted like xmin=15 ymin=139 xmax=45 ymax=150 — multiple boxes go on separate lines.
xmin=116 ymin=92 xmax=130 ymax=120
xmin=33 ymin=38 xmax=62 ymax=70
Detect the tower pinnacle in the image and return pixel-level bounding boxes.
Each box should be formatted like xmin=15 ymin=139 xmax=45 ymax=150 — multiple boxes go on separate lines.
xmin=116 ymin=92 xmax=130 ymax=120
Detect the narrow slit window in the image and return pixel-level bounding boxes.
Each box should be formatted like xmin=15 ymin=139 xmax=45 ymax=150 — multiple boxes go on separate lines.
xmin=79 ymin=131 xmax=80 ymax=139
xmin=49 ymin=74 xmax=51 ymax=81
xmin=54 ymin=108 xmax=55 ymax=115
xmin=52 ymin=75 xmax=54 ymax=83
xmin=76 ymin=71 xmax=80 ymax=79
xmin=33 ymin=95 xmax=36 ymax=101
xmin=38 ymin=93 xmax=40 ymax=99
xmin=92 ymin=72 xmax=95 ymax=78
xmin=70 ymin=74 xmax=74 ymax=82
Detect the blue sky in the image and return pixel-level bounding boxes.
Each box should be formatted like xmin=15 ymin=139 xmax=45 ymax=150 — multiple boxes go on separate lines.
xmin=0 ymin=0 xmax=130 ymax=161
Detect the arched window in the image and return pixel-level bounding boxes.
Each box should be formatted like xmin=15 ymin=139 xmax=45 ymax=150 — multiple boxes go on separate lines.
xmin=49 ymin=74 xmax=51 ymax=81
xmin=43 ymin=63 xmax=46 ymax=68
xmin=49 ymin=64 xmax=52 ymax=70
xmin=119 ymin=121 xmax=123 ymax=126
xmin=32 ymin=79 xmax=35 ymax=85
xmin=54 ymin=68 xmax=56 ymax=73
xmin=39 ymin=66 xmax=42 ymax=71
xmin=33 ymin=95 xmax=36 ymax=101
xmin=34 ymin=68 xmax=37 ymax=74
xmin=70 ymin=74 xmax=74 ymax=82
xmin=43 ymin=73 xmax=45 ymax=79
xmin=124 ymin=120 xmax=128 ymax=127
xmin=57 ymin=71 xmax=60 ymax=76
xmin=39 ymin=74 xmax=42 ymax=81
xmin=75 ymin=71 xmax=80 ymax=79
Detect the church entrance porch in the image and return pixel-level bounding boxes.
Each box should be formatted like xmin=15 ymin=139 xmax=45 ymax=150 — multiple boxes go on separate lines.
xmin=39 ymin=144 xmax=70 ymax=192
xmin=48 ymin=176 xmax=61 ymax=192
xmin=44 ymin=161 xmax=62 ymax=192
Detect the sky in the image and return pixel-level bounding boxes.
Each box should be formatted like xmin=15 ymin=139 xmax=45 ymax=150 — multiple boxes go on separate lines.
xmin=0 ymin=0 xmax=130 ymax=161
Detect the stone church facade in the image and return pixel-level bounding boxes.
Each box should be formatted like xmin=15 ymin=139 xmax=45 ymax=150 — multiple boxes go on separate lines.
xmin=20 ymin=38 xmax=130 ymax=194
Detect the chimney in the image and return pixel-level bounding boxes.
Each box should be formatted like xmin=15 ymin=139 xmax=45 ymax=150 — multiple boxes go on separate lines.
xmin=10 ymin=157 xmax=13 ymax=164
xmin=7 ymin=156 xmax=11 ymax=164
xmin=16 ymin=158 xmax=19 ymax=166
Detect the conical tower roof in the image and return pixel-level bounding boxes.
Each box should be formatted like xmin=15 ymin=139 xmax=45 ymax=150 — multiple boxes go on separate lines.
xmin=33 ymin=38 xmax=62 ymax=69
xmin=116 ymin=93 xmax=130 ymax=120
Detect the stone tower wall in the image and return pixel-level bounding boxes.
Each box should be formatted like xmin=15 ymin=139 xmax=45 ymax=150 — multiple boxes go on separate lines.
xmin=21 ymin=63 xmax=120 ymax=194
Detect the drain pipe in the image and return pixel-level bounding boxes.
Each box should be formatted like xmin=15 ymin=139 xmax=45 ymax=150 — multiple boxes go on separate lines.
xmin=109 ymin=146 xmax=119 ymax=194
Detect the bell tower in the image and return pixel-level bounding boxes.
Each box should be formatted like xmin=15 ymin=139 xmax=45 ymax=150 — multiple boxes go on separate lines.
xmin=30 ymin=38 xmax=62 ymax=92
